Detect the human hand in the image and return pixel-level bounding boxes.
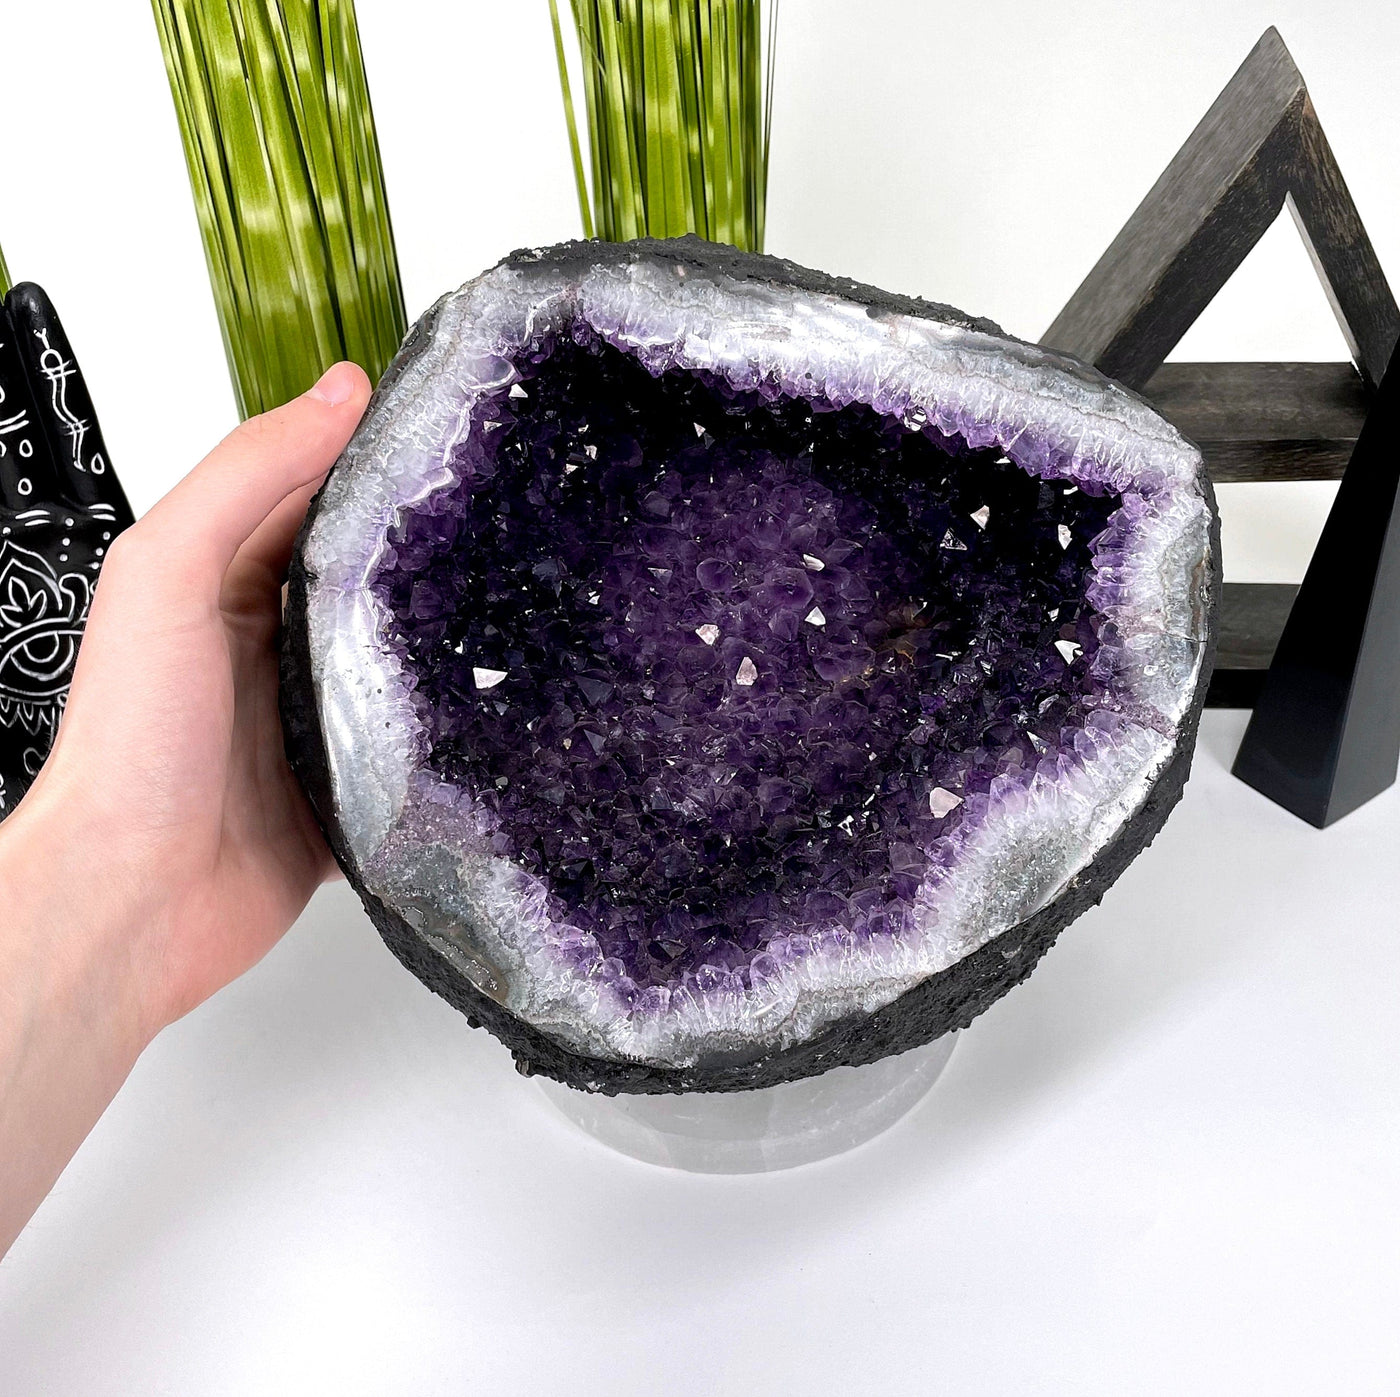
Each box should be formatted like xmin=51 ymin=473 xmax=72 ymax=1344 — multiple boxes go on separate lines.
xmin=0 ymin=282 xmax=134 ymax=816
xmin=5 ymin=358 xmax=373 ymax=1034
xmin=0 ymin=360 xmax=372 ymax=1255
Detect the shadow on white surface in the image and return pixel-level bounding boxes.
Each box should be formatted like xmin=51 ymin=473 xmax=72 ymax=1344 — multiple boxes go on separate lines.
xmin=5 ymin=710 xmax=1400 ymax=1396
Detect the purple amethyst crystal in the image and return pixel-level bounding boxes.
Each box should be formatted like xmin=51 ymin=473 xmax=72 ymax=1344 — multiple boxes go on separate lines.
xmin=281 ymin=238 xmax=1217 ymax=1094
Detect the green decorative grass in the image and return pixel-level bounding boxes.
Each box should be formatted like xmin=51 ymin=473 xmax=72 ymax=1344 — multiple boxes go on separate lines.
xmin=152 ymin=0 xmax=405 ymax=418
xmin=550 ymin=0 xmax=778 ymax=252
xmin=0 ymin=236 xmax=11 ymax=299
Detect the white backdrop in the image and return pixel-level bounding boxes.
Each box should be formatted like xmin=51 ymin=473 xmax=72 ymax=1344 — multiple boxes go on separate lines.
xmin=2 ymin=1 xmax=1397 ymax=579
xmin=1 ymin=4 xmax=1399 ymax=1395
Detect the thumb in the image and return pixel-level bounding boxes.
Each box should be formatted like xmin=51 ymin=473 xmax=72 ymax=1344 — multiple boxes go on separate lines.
xmin=118 ymin=362 xmax=372 ymax=605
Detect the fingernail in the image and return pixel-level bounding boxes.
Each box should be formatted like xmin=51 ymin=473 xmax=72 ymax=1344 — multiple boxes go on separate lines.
xmin=307 ymin=361 xmax=358 ymax=406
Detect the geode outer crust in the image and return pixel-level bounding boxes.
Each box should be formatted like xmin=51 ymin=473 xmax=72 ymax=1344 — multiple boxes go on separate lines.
xmin=281 ymin=236 xmax=1219 ymax=1095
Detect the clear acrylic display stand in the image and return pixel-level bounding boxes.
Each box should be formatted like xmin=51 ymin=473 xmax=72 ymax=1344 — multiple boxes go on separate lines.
xmin=538 ymin=1034 xmax=957 ymax=1174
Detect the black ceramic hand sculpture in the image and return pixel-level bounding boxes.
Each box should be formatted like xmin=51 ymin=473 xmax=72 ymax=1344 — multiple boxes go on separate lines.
xmin=0 ymin=282 xmax=132 ymax=818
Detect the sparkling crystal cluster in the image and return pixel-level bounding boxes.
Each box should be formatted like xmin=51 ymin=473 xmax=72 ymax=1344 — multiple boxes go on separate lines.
xmin=299 ymin=242 xmax=1213 ymax=1072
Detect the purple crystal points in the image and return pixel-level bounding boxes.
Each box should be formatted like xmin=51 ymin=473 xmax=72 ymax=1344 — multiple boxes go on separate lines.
xmin=372 ymin=337 xmax=1119 ymax=992
xmin=292 ymin=238 xmax=1215 ymax=1084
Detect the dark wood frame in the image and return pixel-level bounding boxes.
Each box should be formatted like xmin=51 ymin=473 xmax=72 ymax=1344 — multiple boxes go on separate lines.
xmin=1041 ymin=26 xmax=1400 ymax=825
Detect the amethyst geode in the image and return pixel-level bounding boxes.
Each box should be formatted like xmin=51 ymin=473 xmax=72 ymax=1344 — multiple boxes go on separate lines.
xmin=281 ymin=237 xmax=1218 ymax=1094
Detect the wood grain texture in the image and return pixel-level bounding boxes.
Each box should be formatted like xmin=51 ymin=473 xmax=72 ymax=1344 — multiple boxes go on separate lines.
xmin=1146 ymin=361 xmax=1367 ymax=482
xmin=1206 ymin=582 xmax=1298 ymax=708
xmin=1043 ymin=28 xmax=1301 ymax=390
xmin=1042 ymin=25 xmax=1400 ymax=786
xmin=1215 ymin=582 xmax=1299 ymax=670
xmin=1043 ymin=28 xmax=1399 ymax=393
xmin=1288 ymin=99 xmax=1400 ymax=388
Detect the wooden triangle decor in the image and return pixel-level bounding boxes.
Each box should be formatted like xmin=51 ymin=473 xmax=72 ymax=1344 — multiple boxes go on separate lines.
xmin=1041 ymin=27 xmax=1400 ymax=824
xmin=1043 ymin=26 xmax=1396 ymax=393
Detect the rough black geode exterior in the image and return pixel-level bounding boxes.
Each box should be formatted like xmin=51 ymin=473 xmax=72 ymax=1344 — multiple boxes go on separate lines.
xmin=281 ymin=236 xmax=1220 ymax=1095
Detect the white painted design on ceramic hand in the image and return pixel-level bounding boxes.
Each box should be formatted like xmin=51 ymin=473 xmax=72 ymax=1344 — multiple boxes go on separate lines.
xmin=33 ymin=329 xmax=94 ymax=475
xmin=0 ymin=338 xmax=41 ymax=498
xmin=0 ymin=538 xmax=92 ymax=737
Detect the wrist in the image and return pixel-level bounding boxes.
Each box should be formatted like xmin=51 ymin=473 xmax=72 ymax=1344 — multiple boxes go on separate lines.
xmin=0 ymin=785 xmax=161 ymax=1061
xmin=0 ymin=788 xmax=158 ymax=1256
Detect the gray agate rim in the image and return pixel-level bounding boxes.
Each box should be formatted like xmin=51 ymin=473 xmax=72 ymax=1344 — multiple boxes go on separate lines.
xmin=281 ymin=236 xmax=1218 ymax=1094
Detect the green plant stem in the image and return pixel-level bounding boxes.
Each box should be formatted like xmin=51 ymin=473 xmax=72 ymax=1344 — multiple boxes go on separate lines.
xmin=152 ymin=0 xmax=406 ymax=419
xmin=557 ymin=0 xmax=777 ymax=253
xmin=550 ymin=0 xmax=595 ymax=239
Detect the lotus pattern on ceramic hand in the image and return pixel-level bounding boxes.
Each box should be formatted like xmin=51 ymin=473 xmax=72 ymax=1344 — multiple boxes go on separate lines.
xmin=0 ymin=538 xmax=91 ymax=741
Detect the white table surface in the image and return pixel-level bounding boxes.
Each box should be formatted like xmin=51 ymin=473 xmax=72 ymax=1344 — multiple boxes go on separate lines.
xmin=3 ymin=709 xmax=1399 ymax=1395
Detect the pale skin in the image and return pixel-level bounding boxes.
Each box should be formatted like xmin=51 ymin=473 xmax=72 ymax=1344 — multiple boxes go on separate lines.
xmin=0 ymin=361 xmax=373 ymax=1258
